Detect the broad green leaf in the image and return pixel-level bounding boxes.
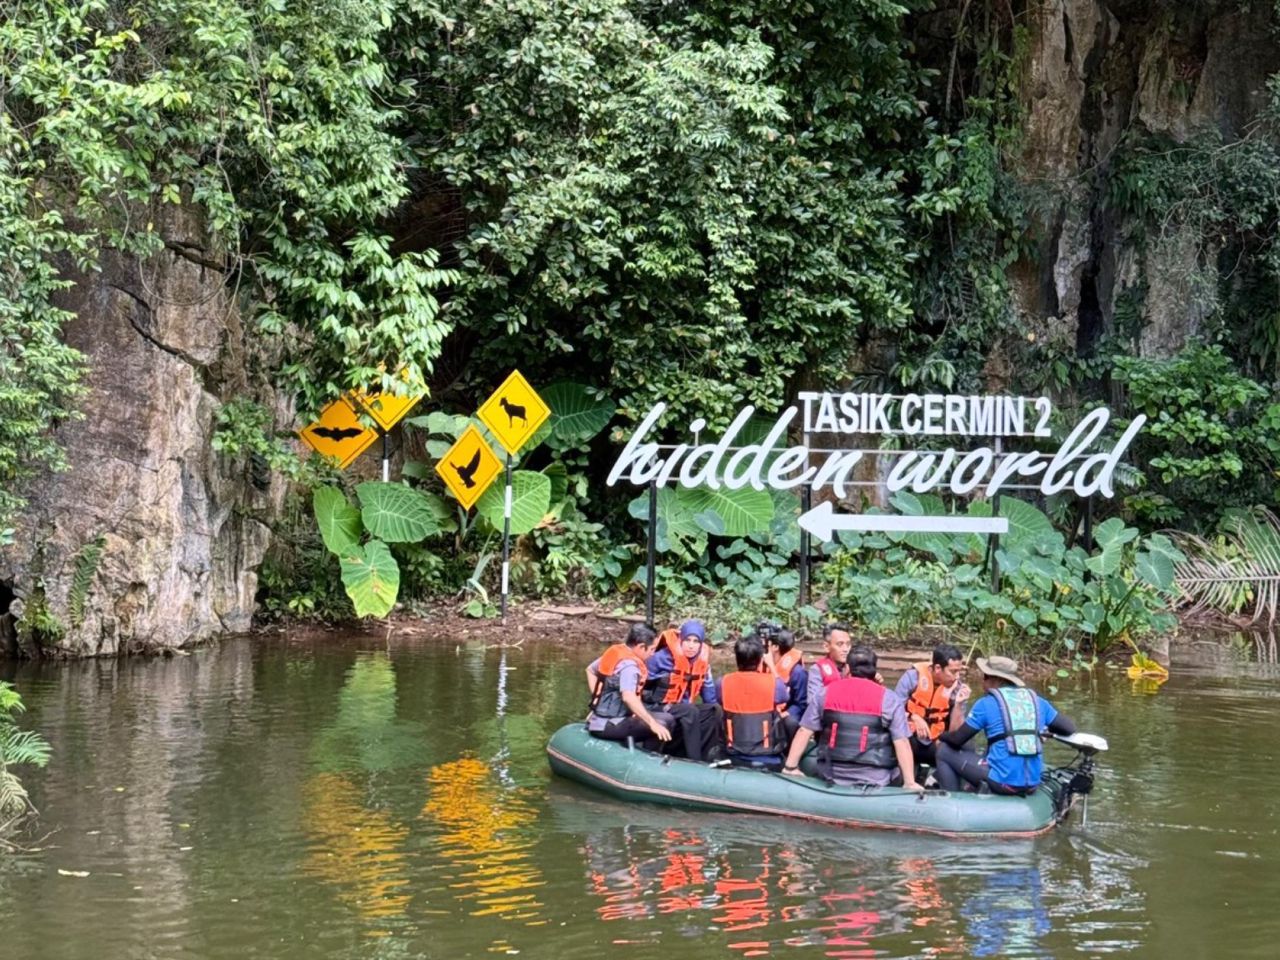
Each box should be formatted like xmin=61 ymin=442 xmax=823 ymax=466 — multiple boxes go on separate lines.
xmin=543 ymin=462 xmax=568 ymax=504
xmin=313 ymin=486 xmax=361 ymax=554
xmin=677 ymin=485 xmax=775 ymax=537
xmin=357 ymin=482 xmax=452 ymax=542
xmin=1093 ymin=517 xmax=1138 ymax=550
xmin=477 ymin=470 xmax=551 ymax=534
xmin=628 ymin=487 xmax=706 ymax=559
xmin=1136 ymin=549 xmax=1175 ymax=592
xmin=542 ymin=382 xmax=616 ymax=446
xmin=340 ymin=540 xmax=400 ymax=617
xmin=969 ymin=497 xmax=1055 ymax=548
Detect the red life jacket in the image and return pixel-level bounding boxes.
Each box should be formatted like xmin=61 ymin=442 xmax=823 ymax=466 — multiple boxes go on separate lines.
xmin=721 ymin=672 xmax=785 ymax=756
xmin=904 ymin=661 xmax=958 ymax=740
xmin=819 ymin=676 xmax=895 ymax=768
xmin=814 ymin=656 xmax=848 ymax=687
xmin=645 ymin=628 xmax=709 ymax=704
xmin=590 ymin=644 xmax=649 ymax=719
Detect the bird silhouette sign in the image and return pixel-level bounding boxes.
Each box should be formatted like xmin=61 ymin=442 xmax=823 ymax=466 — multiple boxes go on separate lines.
xmin=435 ymin=423 xmax=502 ymax=509
xmin=299 ymin=397 xmax=380 ymax=469
xmin=477 ymin=370 xmax=551 ymax=455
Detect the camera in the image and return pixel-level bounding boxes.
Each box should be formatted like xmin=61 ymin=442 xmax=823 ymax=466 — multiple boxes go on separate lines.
xmin=755 ymin=621 xmax=782 ymax=643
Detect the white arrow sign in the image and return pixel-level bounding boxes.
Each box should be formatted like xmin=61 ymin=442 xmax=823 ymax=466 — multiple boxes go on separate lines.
xmin=797 ymin=500 xmax=1009 ymax=542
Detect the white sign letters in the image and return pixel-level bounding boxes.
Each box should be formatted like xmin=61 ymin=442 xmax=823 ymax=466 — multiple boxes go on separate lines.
xmin=608 ymin=391 xmax=1144 ymax=540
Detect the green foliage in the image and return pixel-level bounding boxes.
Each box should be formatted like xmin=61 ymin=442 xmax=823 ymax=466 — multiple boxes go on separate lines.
xmin=68 ymin=536 xmax=107 ymax=628
xmin=1108 ymin=106 xmax=1280 ymax=378
xmin=819 ymin=499 xmax=1181 ymax=659
xmin=312 ymin=482 xmax=453 ymax=618
xmin=0 ymin=682 xmax=51 ymax=826
xmin=1113 ymin=344 xmax=1280 ymax=528
xmin=2 ymin=0 xmax=457 ymax=532
xmin=476 ymin=471 xmax=552 ymax=536
xmin=397 ymin=0 xmax=921 ymax=426
xmin=1172 ymin=507 xmax=1280 ymax=625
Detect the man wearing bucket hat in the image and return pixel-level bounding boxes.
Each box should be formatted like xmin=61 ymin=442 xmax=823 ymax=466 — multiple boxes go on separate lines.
xmin=934 ymin=655 xmax=1077 ymax=796
xmin=643 ymin=619 xmax=725 ymax=763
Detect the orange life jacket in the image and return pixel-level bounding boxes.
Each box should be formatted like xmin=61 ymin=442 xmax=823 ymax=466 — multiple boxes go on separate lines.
xmin=721 ymin=672 xmax=785 ymax=756
xmin=646 ymin=628 xmax=709 ymax=704
xmin=904 ymin=660 xmax=957 ymax=740
xmin=590 ymin=644 xmax=649 ymax=719
xmin=760 ymin=648 xmax=803 ymax=683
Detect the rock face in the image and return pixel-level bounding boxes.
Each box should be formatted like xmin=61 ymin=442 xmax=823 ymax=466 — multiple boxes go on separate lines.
xmin=0 ymin=208 xmax=282 ymax=657
xmin=1011 ymin=1 xmax=1280 ymax=360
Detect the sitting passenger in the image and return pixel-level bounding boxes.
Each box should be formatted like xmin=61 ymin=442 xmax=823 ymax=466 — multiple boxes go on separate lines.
xmin=585 ymin=623 xmax=674 ymax=750
xmin=719 ymin=634 xmax=789 ymax=766
xmin=760 ymin=625 xmax=807 ymax=733
xmin=935 ymin=656 xmax=1077 ymax=796
xmin=644 ymin=619 xmax=724 ymax=762
xmin=782 ymin=644 xmax=923 ymax=792
xmin=895 ymin=643 xmax=971 ymax=768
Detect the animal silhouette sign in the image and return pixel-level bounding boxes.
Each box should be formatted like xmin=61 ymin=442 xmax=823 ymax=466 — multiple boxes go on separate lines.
xmin=299 ymin=397 xmax=380 ymax=469
xmin=435 ymin=423 xmax=503 ymax=509
xmin=349 ymin=389 xmax=423 ymax=432
xmin=478 ymin=370 xmax=551 ymax=455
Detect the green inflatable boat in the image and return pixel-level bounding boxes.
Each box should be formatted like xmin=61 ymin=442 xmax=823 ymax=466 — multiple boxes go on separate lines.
xmin=546 ymin=723 xmax=1107 ymax=838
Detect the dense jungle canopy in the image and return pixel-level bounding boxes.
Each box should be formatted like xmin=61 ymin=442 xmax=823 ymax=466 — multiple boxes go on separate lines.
xmin=3 ymin=0 xmax=1280 ymax=652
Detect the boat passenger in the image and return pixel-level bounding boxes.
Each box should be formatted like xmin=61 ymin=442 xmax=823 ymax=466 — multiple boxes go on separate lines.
xmin=760 ymin=625 xmax=807 ymax=727
xmin=643 ymin=619 xmax=725 ymax=763
xmin=719 ymin=634 xmax=789 ymax=767
xmin=585 ymin=623 xmax=675 ymax=750
xmin=782 ymin=644 xmax=924 ymax=792
xmin=894 ymin=643 xmax=972 ymax=768
xmin=935 ymin=656 xmax=1077 ymax=796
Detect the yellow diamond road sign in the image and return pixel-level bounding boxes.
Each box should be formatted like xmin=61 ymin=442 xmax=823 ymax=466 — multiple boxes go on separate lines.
xmin=436 ymin=423 xmax=503 ymax=509
xmin=351 ymin=390 xmax=423 ymax=432
xmin=477 ymin=370 xmax=550 ymax=456
xmin=299 ymin=397 xmax=380 ymax=469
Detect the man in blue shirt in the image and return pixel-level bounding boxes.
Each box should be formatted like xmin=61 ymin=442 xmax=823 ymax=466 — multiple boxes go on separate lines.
xmin=936 ymin=655 xmax=1076 ymax=795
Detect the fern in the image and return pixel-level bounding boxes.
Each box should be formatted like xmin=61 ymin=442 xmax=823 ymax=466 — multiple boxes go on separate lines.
xmin=1171 ymin=508 xmax=1280 ymax=626
xmin=68 ymin=535 xmax=106 ymax=628
xmin=0 ymin=682 xmax=51 ymax=823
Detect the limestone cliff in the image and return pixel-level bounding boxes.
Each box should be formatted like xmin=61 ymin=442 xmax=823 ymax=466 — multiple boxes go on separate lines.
xmin=1010 ymin=0 xmax=1280 ymax=360
xmin=0 ymin=208 xmax=283 ymax=657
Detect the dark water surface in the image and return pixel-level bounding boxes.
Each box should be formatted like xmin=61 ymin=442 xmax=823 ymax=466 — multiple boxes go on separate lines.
xmin=2 ymin=633 xmax=1277 ymax=959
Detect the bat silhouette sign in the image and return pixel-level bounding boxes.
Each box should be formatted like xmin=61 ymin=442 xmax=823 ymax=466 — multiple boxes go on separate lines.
xmin=298 ymin=397 xmax=379 ymax=469
xmin=435 ymin=423 xmax=502 ymax=509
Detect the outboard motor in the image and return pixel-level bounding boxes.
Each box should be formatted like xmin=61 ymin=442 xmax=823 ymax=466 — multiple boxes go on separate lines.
xmin=1046 ymin=732 xmax=1108 ymax=824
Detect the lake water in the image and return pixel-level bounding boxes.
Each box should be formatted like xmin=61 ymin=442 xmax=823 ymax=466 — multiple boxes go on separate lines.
xmin=2 ymin=631 xmax=1277 ymax=959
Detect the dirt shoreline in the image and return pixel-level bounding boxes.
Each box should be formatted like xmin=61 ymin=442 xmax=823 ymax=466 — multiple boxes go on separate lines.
xmin=253 ymin=599 xmax=1081 ymax=677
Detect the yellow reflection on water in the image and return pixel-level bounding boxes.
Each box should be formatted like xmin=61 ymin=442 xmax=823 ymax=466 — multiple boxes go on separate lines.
xmin=302 ymin=772 xmax=411 ymax=932
xmin=422 ymin=757 xmax=545 ymax=922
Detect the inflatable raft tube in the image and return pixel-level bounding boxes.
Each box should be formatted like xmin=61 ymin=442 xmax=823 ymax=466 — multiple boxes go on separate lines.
xmin=546 ymin=722 xmax=1072 ymax=838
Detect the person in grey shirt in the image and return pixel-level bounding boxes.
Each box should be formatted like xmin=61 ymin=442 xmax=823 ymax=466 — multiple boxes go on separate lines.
xmin=585 ymin=623 xmax=674 ymax=750
xmin=782 ymin=645 xmax=922 ymax=791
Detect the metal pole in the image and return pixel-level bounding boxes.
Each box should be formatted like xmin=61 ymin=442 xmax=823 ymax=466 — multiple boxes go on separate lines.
xmin=988 ymin=437 xmax=1002 ymax=594
xmin=799 ymin=485 xmax=812 ymax=607
xmin=381 ymin=428 xmax=389 ymax=482
xmin=1083 ymin=495 xmax=1094 ymax=552
xmin=500 ymin=453 xmax=512 ymax=623
xmin=645 ymin=478 xmax=657 ymax=626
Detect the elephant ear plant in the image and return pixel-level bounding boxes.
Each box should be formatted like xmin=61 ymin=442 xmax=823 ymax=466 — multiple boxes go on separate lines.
xmin=313 ymin=483 xmax=455 ymax=618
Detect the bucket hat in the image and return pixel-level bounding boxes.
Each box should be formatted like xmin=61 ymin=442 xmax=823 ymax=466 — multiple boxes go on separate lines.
xmin=976 ymin=655 xmax=1024 ymax=687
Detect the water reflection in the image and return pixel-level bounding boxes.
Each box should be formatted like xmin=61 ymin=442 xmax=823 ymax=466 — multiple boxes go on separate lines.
xmin=960 ymin=867 xmax=1049 ymax=958
xmin=422 ymin=757 xmax=544 ymax=922
xmin=302 ymin=772 xmax=411 ymax=931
